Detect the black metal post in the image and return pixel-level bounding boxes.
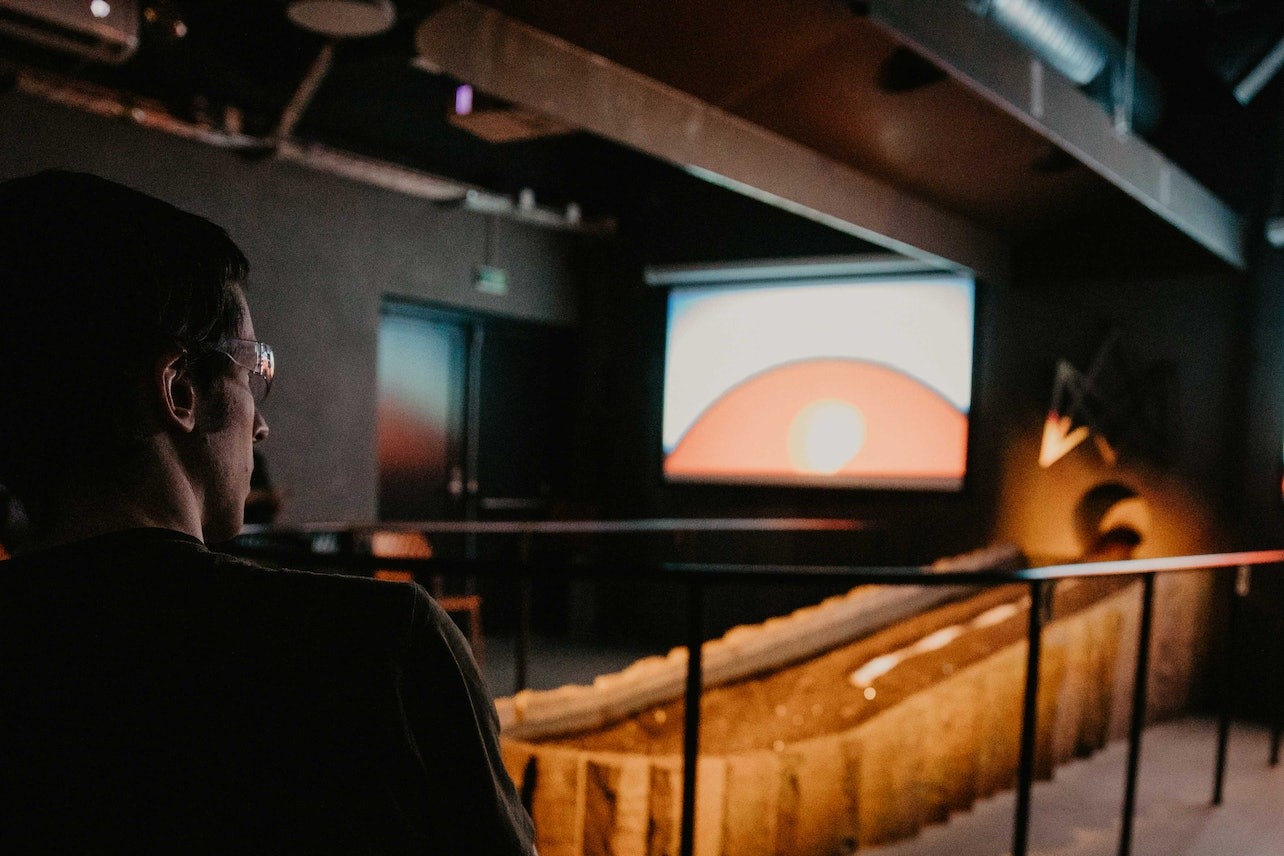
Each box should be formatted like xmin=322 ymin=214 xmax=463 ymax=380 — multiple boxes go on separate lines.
xmin=515 ymin=574 xmax=532 ymax=695
xmin=1013 ymin=580 xmax=1051 ymax=856
xmin=342 ymin=529 xmax=358 ymax=577
xmin=679 ymin=581 xmax=704 ymax=856
xmin=1273 ymin=593 xmax=1282 ymax=769
xmin=513 ymin=533 xmax=534 ymax=695
xmin=1213 ymin=565 xmax=1250 ymax=805
xmin=1118 ymin=573 xmax=1156 ymax=856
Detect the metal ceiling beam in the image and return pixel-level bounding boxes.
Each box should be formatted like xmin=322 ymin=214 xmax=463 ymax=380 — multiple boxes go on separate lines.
xmin=415 ymin=1 xmax=1010 ymax=283
xmin=869 ymin=0 xmax=1244 ymax=270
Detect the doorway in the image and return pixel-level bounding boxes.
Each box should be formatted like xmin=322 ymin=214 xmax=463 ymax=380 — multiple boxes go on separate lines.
xmin=376 ymin=299 xmax=576 ymax=523
xmin=376 ymin=307 xmax=470 ymax=521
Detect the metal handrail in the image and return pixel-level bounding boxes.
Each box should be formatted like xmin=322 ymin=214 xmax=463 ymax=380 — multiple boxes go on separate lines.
xmin=227 ymin=533 xmax=1284 ymax=856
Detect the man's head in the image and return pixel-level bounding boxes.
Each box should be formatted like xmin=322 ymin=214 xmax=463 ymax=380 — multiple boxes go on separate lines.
xmin=0 ymin=170 xmax=269 ymax=541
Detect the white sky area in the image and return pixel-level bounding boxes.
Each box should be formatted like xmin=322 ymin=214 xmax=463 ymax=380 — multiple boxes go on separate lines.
xmin=662 ymin=276 xmax=975 ymax=451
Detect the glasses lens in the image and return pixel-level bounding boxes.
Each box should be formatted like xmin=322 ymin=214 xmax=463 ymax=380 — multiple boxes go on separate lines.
xmin=248 ymin=371 xmax=269 ymax=403
xmin=214 ymin=340 xmax=273 ymax=403
xmin=257 ymin=343 xmax=274 ymax=385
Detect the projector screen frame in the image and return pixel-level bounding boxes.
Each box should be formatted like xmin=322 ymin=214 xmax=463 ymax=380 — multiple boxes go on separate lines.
xmin=651 ymin=255 xmax=980 ymax=493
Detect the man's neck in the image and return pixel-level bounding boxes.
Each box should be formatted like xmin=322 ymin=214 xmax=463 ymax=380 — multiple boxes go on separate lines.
xmin=31 ymin=496 xmax=202 ymax=551
xmin=29 ymin=452 xmax=206 ymax=550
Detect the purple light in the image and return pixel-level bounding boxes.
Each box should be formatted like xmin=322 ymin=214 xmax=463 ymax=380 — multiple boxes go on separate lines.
xmin=455 ymin=84 xmax=474 ymax=116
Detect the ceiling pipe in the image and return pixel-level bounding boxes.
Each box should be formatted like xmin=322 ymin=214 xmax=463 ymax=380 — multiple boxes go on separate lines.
xmin=273 ymin=41 xmax=336 ymax=143
xmin=276 ymin=0 xmax=387 ymax=146
xmin=16 ymin=67 xmax=266 ymax=150
xmin=1231 ymin=37 xmax=1284 ymax=106
xmin=13 ymin=68 xmax=612 ymax=233
xmin=966 ymin=0 xmax=1163 ymax=135
xmin=1207 ymin=4 xmax=1284 ymax=106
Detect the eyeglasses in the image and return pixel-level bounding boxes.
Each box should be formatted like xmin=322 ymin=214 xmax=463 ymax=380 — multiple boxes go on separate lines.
xmin=212 ymin=338 xmax=275 ymax=403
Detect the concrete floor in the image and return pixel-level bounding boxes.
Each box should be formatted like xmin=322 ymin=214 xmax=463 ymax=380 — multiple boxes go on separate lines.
xmin=867 ymin=718 xmax=1283 ymax=856
xmin=480 ymin=632 xmax=660 ymax=698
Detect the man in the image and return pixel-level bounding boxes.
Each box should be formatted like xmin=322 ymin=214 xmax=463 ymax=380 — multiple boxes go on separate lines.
xmin=0 ymin=171 xmax=535 ymax=853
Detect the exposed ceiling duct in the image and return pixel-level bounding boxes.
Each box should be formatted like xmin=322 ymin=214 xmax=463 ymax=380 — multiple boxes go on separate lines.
xmin=966 ymin=0 xmax=1163 ymax=134
xmin=868 ymin=0 xmax=1243 ymax=268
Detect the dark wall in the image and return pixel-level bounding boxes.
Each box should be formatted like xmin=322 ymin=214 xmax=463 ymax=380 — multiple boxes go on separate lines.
xmin=0 ymin=93 xmax=581 ymax=524
xmin=995 ymin=208 xmax=1244 ymax=561
xmin=1236 ymin=140 xmax=1284 ymax=719
xmin=1239 ymin=152 xmax=1284 ymax=550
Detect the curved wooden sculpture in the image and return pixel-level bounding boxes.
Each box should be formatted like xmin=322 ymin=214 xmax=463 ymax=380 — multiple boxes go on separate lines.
xmin=497 ymin=546 xmax=1212 ymax=855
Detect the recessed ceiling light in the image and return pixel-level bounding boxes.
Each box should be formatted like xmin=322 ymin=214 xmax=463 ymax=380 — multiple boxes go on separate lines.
xmin=286 ymin=0 xmax=396 ymax=39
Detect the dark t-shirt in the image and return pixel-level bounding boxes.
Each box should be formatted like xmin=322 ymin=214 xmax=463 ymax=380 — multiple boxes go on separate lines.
xmin=0 ymin=528 xmax=535 ymax=853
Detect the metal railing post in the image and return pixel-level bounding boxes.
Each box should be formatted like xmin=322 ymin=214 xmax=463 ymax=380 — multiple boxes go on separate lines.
xmin=343 ymin=527 xmax=359 ymax=577
xmin=1271 ymin=571 xmax=1282 ymax=769
xmin=515 ymin=574 xmax=532 ymax=694
xmin=514 ymin=533 xmax=534 ymax=695
xmin=1271 ymin=658 xmax=1282 ymax=767
xmin=1213 ymin=564 xmax=1251 ymax=805
xmin=1013 ymin=579 xmax=1052 ymax=856
xmin=679 ymin=580 xmax=704 ymax=856
xmin=1118 ymin=573 xmax=1156 ymax=856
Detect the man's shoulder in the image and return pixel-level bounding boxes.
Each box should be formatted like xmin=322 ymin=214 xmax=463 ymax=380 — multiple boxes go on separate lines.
xmin=205 ymin=546 xmax=443 ymax=624
xmin=208 ymin=549 xmax=440 ymax=621
xmin=2 ymin=528 xmax=438 ymax=644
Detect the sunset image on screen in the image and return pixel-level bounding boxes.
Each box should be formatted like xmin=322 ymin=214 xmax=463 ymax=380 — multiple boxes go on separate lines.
xmin=661 ymin=275 xmax=974 ymax=489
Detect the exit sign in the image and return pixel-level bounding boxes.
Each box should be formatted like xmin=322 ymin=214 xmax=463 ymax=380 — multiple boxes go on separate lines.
xmin=473 ymin=265 xmax=509 ymax=296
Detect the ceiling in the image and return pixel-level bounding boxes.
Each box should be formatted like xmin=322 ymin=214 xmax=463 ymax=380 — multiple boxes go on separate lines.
xmin=1 ymin=0 xmax=1280 ymax=269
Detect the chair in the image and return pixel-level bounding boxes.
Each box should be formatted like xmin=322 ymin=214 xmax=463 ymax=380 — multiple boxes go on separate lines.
xmin=370 ymin=530 xmax=485 ymax=666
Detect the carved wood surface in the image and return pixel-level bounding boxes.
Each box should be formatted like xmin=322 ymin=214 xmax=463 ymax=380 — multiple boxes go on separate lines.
xmin=495 ymin=547 xmax=1215 ymax=854
xmin=498 ymin=544 xmax=1026 ymax=741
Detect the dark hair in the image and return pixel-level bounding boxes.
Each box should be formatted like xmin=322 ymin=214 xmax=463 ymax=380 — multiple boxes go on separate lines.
xmin=0 ymin=170 xmax=249 ymax=517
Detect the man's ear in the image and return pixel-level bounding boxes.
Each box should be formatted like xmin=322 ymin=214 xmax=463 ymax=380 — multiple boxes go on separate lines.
xmin=156 ymin=349 xmax=198 ymax=433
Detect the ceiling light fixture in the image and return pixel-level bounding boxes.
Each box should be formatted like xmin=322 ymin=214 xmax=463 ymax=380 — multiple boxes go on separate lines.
xmin=286 ymin=0 xmax=396 ymax=39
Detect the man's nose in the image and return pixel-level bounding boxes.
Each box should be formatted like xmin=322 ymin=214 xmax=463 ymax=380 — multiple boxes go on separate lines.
xmin=253 ymin=408 xmax=270 ymax=443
